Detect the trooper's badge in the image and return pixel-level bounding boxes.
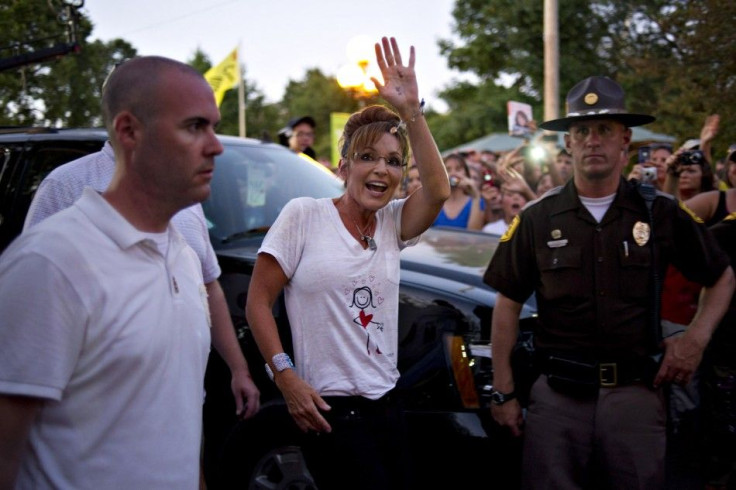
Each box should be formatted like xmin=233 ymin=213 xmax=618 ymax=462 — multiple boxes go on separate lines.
xmin=551 ymin=229 xmax=562 ymax=239
xmin=584 ymin=93 xmax=598 ymax=105
xmin=633 ymin=221 xmax=650 ymax=246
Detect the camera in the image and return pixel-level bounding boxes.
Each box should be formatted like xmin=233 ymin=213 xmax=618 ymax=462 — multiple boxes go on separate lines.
xmin=641 ymin=166 xmax=657 ymax=183
xmin=677 ymin=150 xmax=705 ymax=166
xmin=449 ymin=176 xmax=459 ymax=187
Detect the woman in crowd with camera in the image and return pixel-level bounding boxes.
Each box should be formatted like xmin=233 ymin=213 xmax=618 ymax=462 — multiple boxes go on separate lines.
xmin=245 ymin=37 xmax=449 ymax=490
xmin=665 ymin=147 xmax=716 ymax=201
xmin=684 ymin=147 xmax=736 ymax=226
xmin=431 ymin=152 xmax=485 ymax=230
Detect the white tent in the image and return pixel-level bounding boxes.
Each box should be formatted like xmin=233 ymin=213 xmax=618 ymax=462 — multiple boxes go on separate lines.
xmin=443 ymin=127 xmax=677 ymax=155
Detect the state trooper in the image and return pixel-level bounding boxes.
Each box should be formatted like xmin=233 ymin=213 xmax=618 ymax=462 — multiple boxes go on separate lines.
xmin=483 ymin=76 xmax=734 ymax=489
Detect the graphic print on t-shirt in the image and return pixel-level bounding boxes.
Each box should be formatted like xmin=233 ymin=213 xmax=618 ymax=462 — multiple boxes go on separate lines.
xmin=349 ymin=284 xmax=384 ymax=355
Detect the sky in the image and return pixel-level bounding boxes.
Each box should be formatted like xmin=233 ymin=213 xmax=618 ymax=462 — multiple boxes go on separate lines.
xmin=86 ymin=0 xmax=469 ymax=113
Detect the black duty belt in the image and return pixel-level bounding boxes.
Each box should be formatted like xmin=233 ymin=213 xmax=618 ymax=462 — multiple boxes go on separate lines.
xmin=597 ymin=361 xmax=645 ymax=387
xmin=538 ymin=353 xmax=658 ymax=390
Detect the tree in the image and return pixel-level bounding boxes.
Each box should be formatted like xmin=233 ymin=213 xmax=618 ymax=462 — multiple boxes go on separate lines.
xmin=429 ymin=80 xmax=537 ymax=151
xmin=0 ymin=0 xmax=136 ymax=126
xmin=618 ymin=0 xmax=736 ymax=153
xmin=439 ymin=0 xmax=614 ymax=99
xmin=186 ymin=47 xmax=281 ymax=141
xmin=438 ymin=0 xmax=736 ymax=153
xmin=281 ymin=68 xmax=363 ymax=160
xmin=218 ymin=72 xmax=282 ymax=141
xmin=38 ymin=38 xmax=136 ymax=127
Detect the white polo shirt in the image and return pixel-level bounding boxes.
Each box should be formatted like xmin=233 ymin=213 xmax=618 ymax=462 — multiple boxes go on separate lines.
xmin=0 ymin=188 xmax=211 ymax=489
xmin=23 ymin=140 xmax=221 ymax=283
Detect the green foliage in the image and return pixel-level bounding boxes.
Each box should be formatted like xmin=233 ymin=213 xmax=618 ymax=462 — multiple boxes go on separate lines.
xmin=186 ymin=48 xmax=280 ymax=141
xmin=38 ymin=39 xmax=136 ymax=127
xmin=0 ymin=0 xmax=136 ymax=126
xmin=618 ymin=0 xmax=736 ymax=155
xmin=188 ymin=48 xmax=211 ymax=74
xmin=217 ymin=75 xmax=282 ymax=141
xmin=280 ymin=68 xmax=363 ymax=160
xmin=439 ymin=0 xmax=613 ymax=97
xmin=430 ymin=80 xmax=539 ymax=151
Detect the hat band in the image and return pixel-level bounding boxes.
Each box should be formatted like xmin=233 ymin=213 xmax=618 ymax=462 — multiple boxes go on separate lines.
xmin=566 ymin=108 xmax=628 ymax=117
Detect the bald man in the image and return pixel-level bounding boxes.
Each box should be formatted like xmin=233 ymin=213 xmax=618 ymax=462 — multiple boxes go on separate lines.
xmin=0 ymin=57 xmax=227 ymax=489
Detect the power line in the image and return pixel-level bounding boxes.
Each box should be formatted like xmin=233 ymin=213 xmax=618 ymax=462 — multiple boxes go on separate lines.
xmin=108 ymin=0 xmax=239 ymax=37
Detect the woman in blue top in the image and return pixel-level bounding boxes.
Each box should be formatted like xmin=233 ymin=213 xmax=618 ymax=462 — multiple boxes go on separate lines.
xmin=432 ymin=153 xmax=485 ymax=229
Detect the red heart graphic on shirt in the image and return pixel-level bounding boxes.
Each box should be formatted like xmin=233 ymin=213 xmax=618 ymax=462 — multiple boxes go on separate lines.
xmin=358 ymin=310 xmax=372 ymax=328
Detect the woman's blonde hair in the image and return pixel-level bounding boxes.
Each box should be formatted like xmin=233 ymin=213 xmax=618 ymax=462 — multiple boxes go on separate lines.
xmin=339 ymin=105 xmax=409 ymax=166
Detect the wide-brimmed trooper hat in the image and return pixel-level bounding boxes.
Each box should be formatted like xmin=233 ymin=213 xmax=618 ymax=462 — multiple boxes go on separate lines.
xmin=540 ymin=76 xmax=655 ymax=132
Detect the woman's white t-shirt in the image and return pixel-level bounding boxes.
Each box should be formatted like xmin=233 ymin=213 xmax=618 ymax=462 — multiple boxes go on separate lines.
xmin=259 ymin=197 xmax=419 ymax=399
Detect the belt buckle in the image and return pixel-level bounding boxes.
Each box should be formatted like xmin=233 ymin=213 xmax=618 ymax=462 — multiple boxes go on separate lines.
xmin=599 ymin=363 xmax=618 ymax=387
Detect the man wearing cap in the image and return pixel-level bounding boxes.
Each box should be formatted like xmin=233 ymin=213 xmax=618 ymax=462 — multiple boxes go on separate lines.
xmin=278 ymin=115 xmax=317 ymax=160
xmin=483 ymin=76 xmax=734 ymax=489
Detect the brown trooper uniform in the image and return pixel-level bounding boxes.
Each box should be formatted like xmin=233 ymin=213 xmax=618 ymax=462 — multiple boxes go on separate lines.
xmin=483 ymin=76 xmax=733 ymax=490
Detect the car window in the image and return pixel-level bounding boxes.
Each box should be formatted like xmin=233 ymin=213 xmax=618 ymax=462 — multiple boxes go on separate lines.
xmin=0 ymin=141 xmax=103 ymax=251
xmin=24 ymin=147 xmax=93 ymax=196
xmin=204 ymin=143 xmax=343 ymax=245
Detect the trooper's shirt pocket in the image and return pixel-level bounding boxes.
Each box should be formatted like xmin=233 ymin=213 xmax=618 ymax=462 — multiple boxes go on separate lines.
xmin=536 ymin=245 xmax=584 ymax=300
xmin=618 ymin=241 xmax=651 ymax=298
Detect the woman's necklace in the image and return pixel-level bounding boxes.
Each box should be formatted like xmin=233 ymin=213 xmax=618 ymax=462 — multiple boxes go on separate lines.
xmin=352 ymin=218 xmax=377 ymax=251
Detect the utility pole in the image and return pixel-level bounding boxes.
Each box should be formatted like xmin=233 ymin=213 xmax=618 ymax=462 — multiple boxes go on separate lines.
xmin=543 ymin=0 xmax=560 ymax=122
xmin=0 ymin=0 xmax=83 ymax=72
xmin=238 ymin=63 xmax=246 ymax=138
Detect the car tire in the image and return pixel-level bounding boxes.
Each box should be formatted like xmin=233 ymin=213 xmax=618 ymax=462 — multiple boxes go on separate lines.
xmin=248 ymin=446 xmax=317 ymax=490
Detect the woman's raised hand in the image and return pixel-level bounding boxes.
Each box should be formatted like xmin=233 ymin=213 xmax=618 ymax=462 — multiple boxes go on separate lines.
xmin=371 ymin=37 xmax=420 ymax=119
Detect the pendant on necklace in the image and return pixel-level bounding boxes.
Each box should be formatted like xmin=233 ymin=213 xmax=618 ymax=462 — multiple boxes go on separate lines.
xmin=361 ymin=234 xmax=377 ymax=251
xmin=353 ymin=221 xmax=377 ymax=251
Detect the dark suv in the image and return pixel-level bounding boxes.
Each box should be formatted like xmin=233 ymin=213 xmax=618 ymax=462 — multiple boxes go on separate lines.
xmin=0 ymin=127 xmax=536 ymax=489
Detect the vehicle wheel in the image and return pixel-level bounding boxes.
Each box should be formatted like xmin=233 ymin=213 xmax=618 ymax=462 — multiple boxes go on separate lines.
xmin=248 ymin=446 xmax=317 ymax=490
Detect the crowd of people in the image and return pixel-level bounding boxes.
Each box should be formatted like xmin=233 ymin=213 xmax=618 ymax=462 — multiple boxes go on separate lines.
xmin=390 ymin=114 xmax=736 ymax=250
xmin=1 ymin=36 xmax=735 ymax=490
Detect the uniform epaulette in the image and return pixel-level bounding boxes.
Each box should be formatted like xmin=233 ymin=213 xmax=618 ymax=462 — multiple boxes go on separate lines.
xmin=522 ymin=185 xmax=563 ymax=211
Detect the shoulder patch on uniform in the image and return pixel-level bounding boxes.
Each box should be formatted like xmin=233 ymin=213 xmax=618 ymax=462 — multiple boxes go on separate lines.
xmin=679 ymin=200 xmax=704 ymax=223
xmin=723 ymin=212 xmax=736 ymax=222
xmin=500 ymin=215 xmax=521 ymax=242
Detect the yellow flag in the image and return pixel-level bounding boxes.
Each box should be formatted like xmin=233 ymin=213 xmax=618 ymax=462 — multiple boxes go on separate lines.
xmin=204 ymin=48 xmax=238 ymax=107
xmin=330 ymin=112 xmax=350 ymax=168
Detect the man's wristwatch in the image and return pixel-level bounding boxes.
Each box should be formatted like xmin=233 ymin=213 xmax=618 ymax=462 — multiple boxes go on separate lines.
xmin=264 ymin=353 xmax=294 ymax=381
xmin=490 ymin=388 xmax=516 ymax=405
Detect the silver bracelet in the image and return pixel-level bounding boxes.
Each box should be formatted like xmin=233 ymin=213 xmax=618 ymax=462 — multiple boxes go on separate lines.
xmin=264 ymin=352 xmax=294 ymax=380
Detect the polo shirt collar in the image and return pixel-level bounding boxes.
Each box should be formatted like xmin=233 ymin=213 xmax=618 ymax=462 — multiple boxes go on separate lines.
xmin=101 ymin=140 xmax=114 ymax=160
xmin=74 ymin=187 xmax=173 ymax=250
